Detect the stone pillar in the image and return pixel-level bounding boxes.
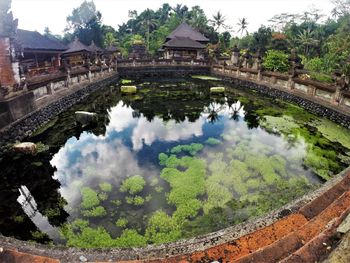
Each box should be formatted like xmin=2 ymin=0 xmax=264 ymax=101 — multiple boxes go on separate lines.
xmin=231 ymin=45 xmax=240 ymax=66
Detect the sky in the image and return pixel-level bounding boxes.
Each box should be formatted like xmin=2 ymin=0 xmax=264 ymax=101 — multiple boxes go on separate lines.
xmin=11 ymin=0 xmax=335 ymax=36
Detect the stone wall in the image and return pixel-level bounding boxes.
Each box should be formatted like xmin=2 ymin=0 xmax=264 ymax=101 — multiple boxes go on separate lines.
xmin=212 ymin=67 xmax=350 ymax=127
xmin=0 ymin=73 xmax=119 ymax=152
xmin=0 ymin=67 xmax=115 ymax=129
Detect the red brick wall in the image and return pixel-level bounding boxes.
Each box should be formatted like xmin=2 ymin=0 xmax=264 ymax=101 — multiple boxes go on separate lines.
xmin=0 ymin=37 xmax=16 ymax=87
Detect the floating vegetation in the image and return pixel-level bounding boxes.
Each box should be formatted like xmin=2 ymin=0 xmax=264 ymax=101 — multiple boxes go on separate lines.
xmin=205 ymin=137 xmax=222 ymax=145
xmin=120 ymin=86 xmax=137 ymax=93
xmin=99 ymin=183 xmax=112 ymax=192
xmin=121 ymin=79 xmax=132 ymax=84
xmin=170 ymin=143 xmax=204 ymax=156
xmin=116 ymin=218 xmax=128 ymax=228
xmin=120 ymin=175 xmax=146 ymax=195
xmin=81 ymin=206 xmax=107 ymax=217
xmin=191 ymin=75 xmax=221 ymax=81
xmin=210 ymin=87 xmax=225 ymax=93
xmin=80 ymin=187 xmax=100 ymax=209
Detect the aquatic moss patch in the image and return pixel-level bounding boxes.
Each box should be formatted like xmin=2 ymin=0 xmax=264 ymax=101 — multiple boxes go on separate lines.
xmin=191 ymin=75 xmax=221 ymax=81
xmin=205 ymin=137 xmax=222 ymax=145
xmin=315 ymin=119 xmax=350 ymax=149
xmin=99 ymin=182 xmax=112 ymax=192
xmin=121 ymin=79 xmax=132 ymax=84
xmin=120 ymin=175 xmax=146 ymax=195
xmin=170 ymin=143 xmax=204 ymax=156
xmin=121 ymin=86 xmax=137 ymax=93
xmin=260 ymin=115 xmax=300 ymax=134
xmin=80 ymin=187 xmax=100 ymax=209
xmin=116 ymin=218 xmax=128 ymax=228
xmin=81 ymin=206 xmax=107 ymax=217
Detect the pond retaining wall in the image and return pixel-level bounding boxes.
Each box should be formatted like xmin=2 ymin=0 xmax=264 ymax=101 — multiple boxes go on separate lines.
xmin=211 ymin=65 xmax=350 ymax=127
xmin=0 ymin=72 xmax=119 ymax=153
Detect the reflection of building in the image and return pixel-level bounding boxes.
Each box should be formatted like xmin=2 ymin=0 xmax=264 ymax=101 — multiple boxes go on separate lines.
xmin=161 ymin=23 xmax=209 ymax=59
xmin=17 ymin=185 xmax=61 ymax=241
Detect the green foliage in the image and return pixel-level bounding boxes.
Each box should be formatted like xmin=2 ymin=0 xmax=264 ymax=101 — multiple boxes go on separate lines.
xmin=205 ymin=137 xmax=222 ymax=145
xmin=126 ymin=195 xmax=145 ymax=206
xmin=121 ymin=79 xmax=132 ymax=84
xmin=158 ymin=153 xmax=169 ymax=166
xmin=316 ymin=119 xmax=350 ymax=149
xmin=309 ymin=72 xmax=334 ymax=83
xmin=111 ymin=199 xmax=122 ymax=206
xmin=145 ymin=210 xmax=181 ymax=244
xmin=80 ymin=187 xmax=100 ymax=209
xmin=263 ymin=50 xmax=289 ymax=72
xmin=99 ymin=182 xmax=112 ymax=192
xmin=81 ymin=206 xmax=107 ymax=217
xmin=114 ymin=229 xmax=147 ymax=247
xmin=260 ymin=115 xmax=300 ymax=134
xmin=170 ymin=143 xmax=204 ymax=156
xmin=116 ymin=218 xmax=128 ymax=228
xmin=191 ymin=75 xmax=221 ymax=80
xmin=98 ymin=192 xmax=108 ymax=201
xmin=61 ymin=219 xmax=115 ymax=248
xmin=120 ymin=175 xmax=146 ymax=195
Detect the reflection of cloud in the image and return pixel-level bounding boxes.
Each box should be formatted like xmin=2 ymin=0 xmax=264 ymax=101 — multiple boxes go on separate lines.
xmin=106 ymin=102 xmax=137 ymax=133
xmin=50 ymin=135 xmax=145 ymax=207
xmin=131 ymin=117 xmax=204 ymax=150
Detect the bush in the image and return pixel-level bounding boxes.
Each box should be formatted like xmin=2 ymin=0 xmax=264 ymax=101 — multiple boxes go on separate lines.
xmin=263 ymin=50 xmax=289 ymax=72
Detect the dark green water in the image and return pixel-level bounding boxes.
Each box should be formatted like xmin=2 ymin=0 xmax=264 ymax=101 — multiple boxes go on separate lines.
xmin=1 ymin=76 xmax=350 ymax=248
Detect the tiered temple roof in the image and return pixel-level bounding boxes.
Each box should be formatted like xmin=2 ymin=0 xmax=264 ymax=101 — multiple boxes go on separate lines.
xmin=16 ymin=29 xmax=67 ymax=51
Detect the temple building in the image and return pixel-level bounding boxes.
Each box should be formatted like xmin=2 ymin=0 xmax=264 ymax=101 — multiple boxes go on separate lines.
xmin=62 ymin=37 xmax=92 ymax=66
xmin=161 ymin=23 xmax=209 ymax=59
xmin=16 ymin=29 xmax=67 ymax=77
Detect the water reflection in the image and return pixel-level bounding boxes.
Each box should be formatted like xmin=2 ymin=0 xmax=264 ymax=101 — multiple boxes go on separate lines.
xmin=1 ymin=78 xmax=348 ymax=246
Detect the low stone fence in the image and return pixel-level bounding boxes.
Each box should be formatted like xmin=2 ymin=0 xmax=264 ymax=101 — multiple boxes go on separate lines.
xmin=0 ymin=66 xmax=116 ymax=129
xmin=212 ymin=64 xmax=350 ymax=114
xmin=117 ymin=58 xmax=210 ymax=79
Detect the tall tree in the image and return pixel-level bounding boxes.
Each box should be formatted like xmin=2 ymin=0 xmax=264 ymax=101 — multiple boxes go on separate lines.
xmin=237 ymin=18 xmax=249 ymax=36
xmin=297 ymin=28 xmax=319 ymax=57
xmin=65 ymin=0 xmax=103 ymax=46
xmin=137 ymin=9 xmax=158 ymax=51
xmin=210 ymin=11 xmax=229 ymax=32
xmin=0 ymin=0 xmax=17 ymax=37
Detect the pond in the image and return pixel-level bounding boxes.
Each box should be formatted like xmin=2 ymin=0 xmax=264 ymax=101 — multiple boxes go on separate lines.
xmin=1 ymin=76 xmax=350 ymax=248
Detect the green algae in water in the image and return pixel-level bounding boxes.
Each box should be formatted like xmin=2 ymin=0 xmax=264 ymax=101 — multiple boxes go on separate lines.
xmin=191 ymin=75 xmax=221 ymax=81
xmin=4 ymin=77 xmax=350 ymax=248
xmin=120 ymin=175 xmax=146 ymax=195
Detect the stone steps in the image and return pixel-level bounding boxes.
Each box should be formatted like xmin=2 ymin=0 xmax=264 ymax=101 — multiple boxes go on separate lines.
xmin=234 ymin=190 xmax=350 ymax=263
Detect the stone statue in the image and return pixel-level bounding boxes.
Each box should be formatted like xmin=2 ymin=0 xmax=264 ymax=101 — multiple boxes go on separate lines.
xmin=288 ymin=49 xmax=303 ymax=77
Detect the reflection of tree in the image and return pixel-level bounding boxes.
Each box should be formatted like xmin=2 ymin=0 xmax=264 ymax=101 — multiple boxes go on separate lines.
xmin=204 ymin=102 xmax=225 ymax=123
xmin=126 ymin=86 xmax=212 ymax=123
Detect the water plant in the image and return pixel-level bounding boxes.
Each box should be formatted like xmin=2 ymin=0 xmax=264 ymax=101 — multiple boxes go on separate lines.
xmin=99 ymin=182 xmax=112 ymax=192
xmin=205 ymin=137 xmax=222 ymax=145
xmin=80 ymin=187 xmax=100 ymax=209
xmin=120 ymin=175 xmax=146 ymax=195
xmin=116 ymin=218 xmax=128 ymax=228
xmin=81 ymin=206 xmax=107 ymax=217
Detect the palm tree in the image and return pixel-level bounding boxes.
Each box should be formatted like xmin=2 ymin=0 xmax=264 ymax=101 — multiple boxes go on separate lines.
xmin=296 ymin=28 xmax=319 ymax=57
xmin=138 ymin=9 xmax=158 ymax=52
xmin=210 ymin=11 xmax=229 ymax=32
xmin=237 ymin=18 xmax=249 ymax=36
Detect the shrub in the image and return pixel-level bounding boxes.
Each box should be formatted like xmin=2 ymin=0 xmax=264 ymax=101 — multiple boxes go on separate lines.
xmin=263 ymin=50 xmax=289 ymax=72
